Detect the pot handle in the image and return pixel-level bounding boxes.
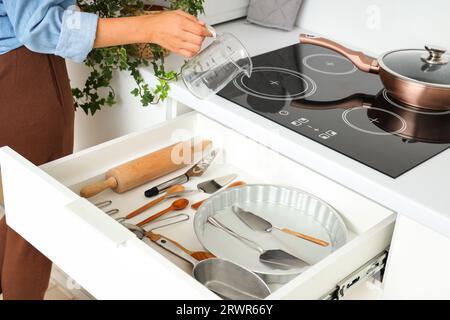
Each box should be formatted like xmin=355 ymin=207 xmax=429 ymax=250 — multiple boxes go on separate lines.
xmin=299 ymin=34 xmax=380 ymax=74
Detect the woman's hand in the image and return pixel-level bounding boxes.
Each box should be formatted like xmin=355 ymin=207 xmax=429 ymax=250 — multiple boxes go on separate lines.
xmin=145 ymin=10 xmax=212 ymax=57
xmin=94 ymin=10 xmax=212 ymax=58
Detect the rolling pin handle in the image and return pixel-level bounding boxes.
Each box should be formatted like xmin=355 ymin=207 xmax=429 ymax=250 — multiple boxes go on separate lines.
xmin=80 ymin=176 xmax=118 ymax=198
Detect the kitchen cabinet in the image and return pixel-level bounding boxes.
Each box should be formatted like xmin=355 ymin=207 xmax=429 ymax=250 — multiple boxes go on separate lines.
xmin=382 ymin=215 xmax=450 ymax=300
xmin=0 ymin=111 xmax=395 ymax=299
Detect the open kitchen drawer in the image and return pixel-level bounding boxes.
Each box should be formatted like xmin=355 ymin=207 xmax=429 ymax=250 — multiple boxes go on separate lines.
xmin=0 ymin=112 xmax=395 ymax=299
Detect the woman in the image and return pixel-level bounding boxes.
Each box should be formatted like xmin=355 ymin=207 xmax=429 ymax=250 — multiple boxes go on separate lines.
xmin=0 ymin=1 xmax=211 ymax=300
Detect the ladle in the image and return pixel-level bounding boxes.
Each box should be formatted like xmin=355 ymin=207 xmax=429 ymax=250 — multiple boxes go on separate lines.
xmin=154 ymin=236 xmax=271 ymax=300
xmin=123 ymin=215 xmax=270 ymax=299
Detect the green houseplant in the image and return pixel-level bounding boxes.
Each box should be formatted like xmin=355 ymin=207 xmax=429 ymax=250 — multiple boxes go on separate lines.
xmin=73 ymin=0 xmax=205 ymax=115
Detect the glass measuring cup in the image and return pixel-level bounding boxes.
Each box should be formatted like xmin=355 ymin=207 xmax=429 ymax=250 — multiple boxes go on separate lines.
xmin=181 ymin=33 xmax=253 ymax=99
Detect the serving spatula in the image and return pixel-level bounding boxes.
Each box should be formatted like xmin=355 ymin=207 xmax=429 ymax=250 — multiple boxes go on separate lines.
xmin=232 ymin=206 xmax=329 ymax=247
xmin=208 ymin=216 xmax=308 ymax=270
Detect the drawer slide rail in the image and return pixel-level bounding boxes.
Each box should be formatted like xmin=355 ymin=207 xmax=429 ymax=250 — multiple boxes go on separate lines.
xmin=322 ymin=249 xmax=389 ymax=300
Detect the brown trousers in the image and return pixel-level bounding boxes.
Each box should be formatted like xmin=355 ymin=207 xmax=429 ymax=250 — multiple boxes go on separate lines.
xmin=0 ymin=47 xmax=74 ymax=299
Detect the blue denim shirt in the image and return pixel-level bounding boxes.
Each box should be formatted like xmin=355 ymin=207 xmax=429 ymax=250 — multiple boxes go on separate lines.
xmin=0 ymin=0 xmax=98 ymax=62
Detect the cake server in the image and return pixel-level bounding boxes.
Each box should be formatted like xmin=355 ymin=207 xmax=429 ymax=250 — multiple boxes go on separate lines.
xmin=197 ymin=174 xmax=238 ymax=194
xmin=232 ymin=205 xmax=329 ymax=247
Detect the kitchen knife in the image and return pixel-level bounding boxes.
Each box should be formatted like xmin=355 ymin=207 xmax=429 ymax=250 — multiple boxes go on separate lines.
xmin=144 ymin=149 xmax=219 ymax=198
xmin=232 ymin=206 xmax=330 ymax=247
xmin=197 ymin=174 xmax=238 ymax=194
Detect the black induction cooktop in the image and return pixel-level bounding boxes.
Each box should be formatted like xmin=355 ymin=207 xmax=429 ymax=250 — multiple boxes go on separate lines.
xmin=218 ymin=43 xmax=450 ymax=178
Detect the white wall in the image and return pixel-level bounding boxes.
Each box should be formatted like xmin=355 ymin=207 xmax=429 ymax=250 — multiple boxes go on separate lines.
xmin=68 ymin=0 xmax=230 ymax=152
xmin=298 ymin=0 xmax=450 ymax=55
xmin=67 ymin=62 xmax=167 ymax=152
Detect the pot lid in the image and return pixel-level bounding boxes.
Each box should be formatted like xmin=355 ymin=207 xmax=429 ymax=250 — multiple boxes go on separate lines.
xmin=380 ymin=46 xmax=450 ymax=87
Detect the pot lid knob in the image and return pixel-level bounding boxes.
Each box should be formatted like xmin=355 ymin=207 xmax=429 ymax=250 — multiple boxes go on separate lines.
xmin=422 ymin=45 xmax=448 ymax=65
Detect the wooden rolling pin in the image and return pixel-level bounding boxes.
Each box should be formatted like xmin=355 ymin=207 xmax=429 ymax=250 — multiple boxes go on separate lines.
xmin=80 ymin=140 xmax=212 ymax=198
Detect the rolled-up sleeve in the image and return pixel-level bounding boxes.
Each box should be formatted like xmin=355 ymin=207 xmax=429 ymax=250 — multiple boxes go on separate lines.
xmin=3 ymin=0 xmax=98 ymax=62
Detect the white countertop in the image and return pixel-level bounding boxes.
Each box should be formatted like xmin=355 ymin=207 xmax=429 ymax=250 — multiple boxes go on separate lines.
xmin=141 ymin=19 xmax=450 ymax=239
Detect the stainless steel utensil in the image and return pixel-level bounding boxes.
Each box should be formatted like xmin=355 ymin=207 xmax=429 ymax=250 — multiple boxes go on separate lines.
xmin=123 ymin=214 xmax=214 ymax=261
xmin=191 ymin=181 xmax=246 ymax=210
xmin=197 ymin=174 xmax=238 ymax=194
xmin=105 ymin=209 xmax=120 ymax=216
xmin=122 ymin=214 xmax=190 ymax=239
xmin=232 ymin=205 xmax=330 ymax=247
xmin=126 ymin=185 xmax=197 ymax=220
xmin=194 ymin=184 xmax=348 ymax=284
xmin=95 ymin=200 xmax=112 ymax=209
xmin=208 ymin=216 xmax=308 ymax=270
xmin=123 ymin=215 xmax=270 ymax=300
xmin=95 ymin=200 xmax=119 ymax=216
xmin=144 ymin=149 xmax=219 ymax=198
xmin=154 ymin=236 xmax=271 ymax=300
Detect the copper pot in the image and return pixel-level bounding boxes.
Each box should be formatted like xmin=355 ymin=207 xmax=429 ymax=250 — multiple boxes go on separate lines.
xmin=299 ymin=34 xmax=450 ymax=111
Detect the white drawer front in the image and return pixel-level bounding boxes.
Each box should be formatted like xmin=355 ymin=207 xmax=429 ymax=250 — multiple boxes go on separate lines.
xmin=0 ymin=112 xmax=395 ymax=300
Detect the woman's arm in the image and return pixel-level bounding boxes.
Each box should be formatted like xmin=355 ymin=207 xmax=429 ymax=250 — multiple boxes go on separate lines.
xmin=4 ymin=1 xmax=210 ymax=62
xmin=94 ymin=10 xmax=211 ymax=57
xmin=94 ymin=10 xmax=212 ymax=58
xmin=3 ymin=0 xmax=98 ymax=62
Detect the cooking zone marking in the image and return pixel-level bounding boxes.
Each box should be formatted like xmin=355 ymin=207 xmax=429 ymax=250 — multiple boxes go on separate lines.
xmin=343 ymin=106 xmax=407 ymax=135
xmin=234 ymin=66 xmax=317 ymax=100
xmin=303 ymin=53 xmax=357 ymax=75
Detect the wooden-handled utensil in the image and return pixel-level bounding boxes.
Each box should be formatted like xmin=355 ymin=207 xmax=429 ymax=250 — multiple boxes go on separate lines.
xmin=146 ymin=231 xmax=214 ymax=261
xmin=278 ymin=228 xmax=330 ymax=247
xmin=125 ymin=185 xmax=186 ymax=220
xmin=79 ymin=140 xmax=212 ymax=198
xmin=136 ymin=198 xmax=189 ymax=227
xmin=209 ymin=216 xmax=309 ymax=269
xmin=144 ymin=149 xmax=219 ymax=198
xmin=121 ymin=217 xmax=213 ymax=261
xmin=191 ymin=181 xmax=246 ymax=210
xmin=232 ymin=205 xmax=330 ymax=247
